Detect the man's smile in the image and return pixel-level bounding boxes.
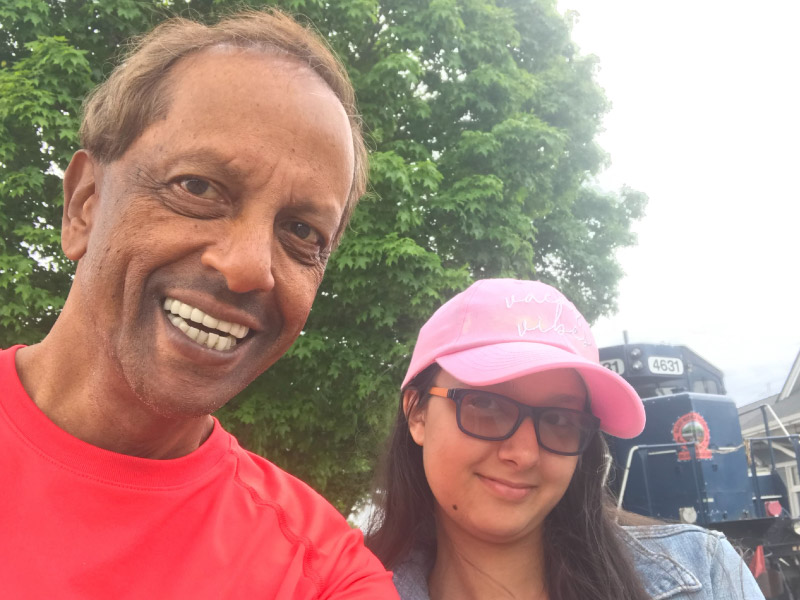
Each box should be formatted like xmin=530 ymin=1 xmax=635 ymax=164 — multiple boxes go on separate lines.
xmin=163 ymin=297 xmax=250 ymax=351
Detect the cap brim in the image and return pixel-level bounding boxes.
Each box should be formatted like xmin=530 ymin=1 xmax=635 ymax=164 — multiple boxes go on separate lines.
xmin=436 ymin=342 xmax=645 ymax=438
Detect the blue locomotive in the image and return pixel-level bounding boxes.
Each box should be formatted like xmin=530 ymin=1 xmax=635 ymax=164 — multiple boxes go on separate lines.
xmin=600 ymin=343 xmax=800 ymax=599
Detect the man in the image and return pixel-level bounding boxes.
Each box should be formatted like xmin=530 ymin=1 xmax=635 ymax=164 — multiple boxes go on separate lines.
xmin=0 ymin=10 xmax=398 ymax=599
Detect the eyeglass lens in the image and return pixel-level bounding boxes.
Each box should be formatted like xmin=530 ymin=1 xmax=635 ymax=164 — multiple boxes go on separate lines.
xmin=457 ymin=390 xmax=594 ymax=454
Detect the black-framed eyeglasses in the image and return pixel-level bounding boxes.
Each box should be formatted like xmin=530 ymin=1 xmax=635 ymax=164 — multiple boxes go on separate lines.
xmin=427 ymin=387 xmax=600 ymax=456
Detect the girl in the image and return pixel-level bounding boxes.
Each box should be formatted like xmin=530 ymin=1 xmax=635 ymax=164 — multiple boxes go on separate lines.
xmin=367 ymin=279 xmax=762 ymax=600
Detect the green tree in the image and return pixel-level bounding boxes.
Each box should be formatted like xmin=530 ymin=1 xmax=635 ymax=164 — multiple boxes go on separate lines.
xmin=0 ymin=0 xmax=646 ymax=514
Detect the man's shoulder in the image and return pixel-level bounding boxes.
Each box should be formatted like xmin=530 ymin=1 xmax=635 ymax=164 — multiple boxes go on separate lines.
xmin=223 ymin=431 xmax=354 ymax=540
xmin=0 ymin=345 xmax=26 ymax=409
xmin=0 ymin=345 xmax=22 ymax=367
xmin=221 ymin=434 xmax=396 ymax=597
xmin=0 ymin=345 xmax=28 ymax=394
xmin=230 ymin=437 xmax=342 ymax=510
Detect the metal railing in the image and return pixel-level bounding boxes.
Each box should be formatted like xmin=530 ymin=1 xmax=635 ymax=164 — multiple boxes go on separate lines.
xmin=617 ymin=442 xmax=707 ymax=522
xmin=746 ymin=435 xmax=800 ymax=517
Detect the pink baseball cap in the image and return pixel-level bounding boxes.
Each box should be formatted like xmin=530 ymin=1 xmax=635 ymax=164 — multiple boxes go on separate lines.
xmin=402 ymin=279 xmax=645 ymax=438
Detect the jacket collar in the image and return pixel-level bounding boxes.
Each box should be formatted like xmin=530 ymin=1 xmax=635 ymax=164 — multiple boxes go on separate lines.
xmin=394 ymin=528 xmax=704 ymax=600
xmin=392 ymin=547 xmax=432 ymax=600
xmin=620 ymin=527 xmax=703 ymax=599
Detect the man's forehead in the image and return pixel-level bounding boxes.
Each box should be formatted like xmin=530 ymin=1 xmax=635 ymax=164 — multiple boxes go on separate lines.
xmin=166 ymin=45 xmax=335 ymax=103
xmin=155 ymin=49 xmax=350 ymax=148
xmin=122 ymin=47 xmax=352 ymax=160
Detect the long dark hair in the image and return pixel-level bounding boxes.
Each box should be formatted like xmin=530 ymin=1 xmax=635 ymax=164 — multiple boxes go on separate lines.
xmin=365 ymin=364 xmax=651 ymax=600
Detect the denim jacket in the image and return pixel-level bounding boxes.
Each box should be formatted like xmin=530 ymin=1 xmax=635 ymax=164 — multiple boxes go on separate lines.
xmin=392 ymin=524 xmax=764 ymax=599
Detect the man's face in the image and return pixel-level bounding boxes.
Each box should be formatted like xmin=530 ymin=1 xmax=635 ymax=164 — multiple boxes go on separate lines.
xmin=65 ymin=49 xmax=354 ymax=416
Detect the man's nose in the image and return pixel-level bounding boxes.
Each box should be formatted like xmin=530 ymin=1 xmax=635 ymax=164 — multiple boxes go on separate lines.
xmin=200 ymin=223 xmax=275 ymax=294
xmin=497 ymin=416 xmax=541 ymax=468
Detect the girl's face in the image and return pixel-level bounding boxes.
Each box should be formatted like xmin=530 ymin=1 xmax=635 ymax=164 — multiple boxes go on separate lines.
xmin=406 ymin=368 xmax=586 ymax=547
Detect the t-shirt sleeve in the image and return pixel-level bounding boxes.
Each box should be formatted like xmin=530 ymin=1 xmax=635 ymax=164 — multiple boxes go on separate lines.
xmin=710 ymin=536 xmax=765 ymax=600
xmin=316 ymin=525 xmax=399 ymax=600
xmin=235 ymin=451 xmax=399 ymax=599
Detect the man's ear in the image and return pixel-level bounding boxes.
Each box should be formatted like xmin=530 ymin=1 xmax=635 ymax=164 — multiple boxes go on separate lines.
xmin=403 ymin=389 xmax=426 ymax=447
xmin=62 ymin=150 xmax=100 ymax=260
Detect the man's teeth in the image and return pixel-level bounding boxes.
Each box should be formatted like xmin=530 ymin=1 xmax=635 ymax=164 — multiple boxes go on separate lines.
xmin=163 ymin=298 xmax=250 ymax=351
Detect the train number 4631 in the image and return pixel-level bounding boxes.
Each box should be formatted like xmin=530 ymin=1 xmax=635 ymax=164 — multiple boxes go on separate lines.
xmin=648 ymin=357 xmax=685 ymax=375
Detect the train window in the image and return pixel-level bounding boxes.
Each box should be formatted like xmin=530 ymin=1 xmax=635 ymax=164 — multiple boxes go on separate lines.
xmin=636 ymin=380 xmax=687 ymax=398
xmin=692 ymin=379 xmax=719 ymax=394
xmin=653 ymin=386 xmax=680 ymax=396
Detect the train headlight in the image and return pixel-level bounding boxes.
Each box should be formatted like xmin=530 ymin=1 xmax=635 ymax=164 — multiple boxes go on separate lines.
xmin=792 ymin=520 xmax=800 ymax=537
xmin=679 ymin=506 xmax=698 ymax=524
xmin=632 ymin=360 xmax=643 ymax=371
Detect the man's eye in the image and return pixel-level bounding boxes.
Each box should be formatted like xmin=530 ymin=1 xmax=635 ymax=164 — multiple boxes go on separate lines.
xmin=178 ymin=178 xmax=220 ymax=200
xmin=289 ymin=221 xmax=323 ymax=245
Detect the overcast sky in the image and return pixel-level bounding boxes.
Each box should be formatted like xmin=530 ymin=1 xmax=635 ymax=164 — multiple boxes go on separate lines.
xmin=557 ymin=0 xmax=800 ymax=404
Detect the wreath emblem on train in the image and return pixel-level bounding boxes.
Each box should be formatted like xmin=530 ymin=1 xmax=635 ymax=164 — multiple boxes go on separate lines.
xmin=671 ymin=412 xmax=712 ymax=461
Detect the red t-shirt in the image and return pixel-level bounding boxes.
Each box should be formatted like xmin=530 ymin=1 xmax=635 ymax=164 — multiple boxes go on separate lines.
xmin=0 ymin=346 xmax=397 ymax=599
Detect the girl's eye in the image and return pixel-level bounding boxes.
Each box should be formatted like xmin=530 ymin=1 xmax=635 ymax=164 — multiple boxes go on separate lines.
xmin=543 ymin=411 xmax=571 ymax=428
xmin=467 ymin=395 xmax=499 ymax=411
xmin=179 ymin=178 xmax=221 ymax=200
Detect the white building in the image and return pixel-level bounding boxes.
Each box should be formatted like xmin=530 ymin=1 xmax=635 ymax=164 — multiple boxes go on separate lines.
xmin=739 ymin=349 xmax=800 ymax=516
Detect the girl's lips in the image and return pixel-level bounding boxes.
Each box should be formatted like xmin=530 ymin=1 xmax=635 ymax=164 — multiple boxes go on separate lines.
xmin=477 ymin=474 xmax=535 ymax=501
